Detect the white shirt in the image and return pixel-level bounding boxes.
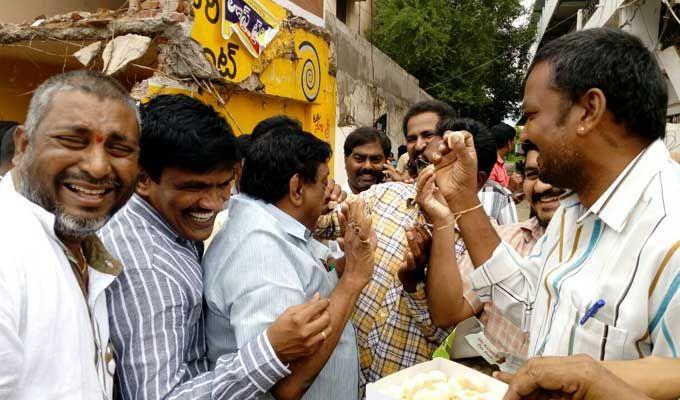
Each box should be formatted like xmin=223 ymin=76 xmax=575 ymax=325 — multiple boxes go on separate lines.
xmin=0 ymin=174 xmax=119 ymax=399
xmin=470 ymin=140 xmax=680 ymax=360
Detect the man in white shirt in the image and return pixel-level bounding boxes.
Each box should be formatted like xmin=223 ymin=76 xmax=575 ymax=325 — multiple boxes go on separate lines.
xmin=0 ymin=70 xmax=140 ymax=399
xmin=434 ymin=28 xmax=680 ymax=398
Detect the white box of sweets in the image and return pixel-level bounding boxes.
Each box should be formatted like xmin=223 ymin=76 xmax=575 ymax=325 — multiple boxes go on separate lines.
xmin=366 ymin=359 xmax=508 ymax=400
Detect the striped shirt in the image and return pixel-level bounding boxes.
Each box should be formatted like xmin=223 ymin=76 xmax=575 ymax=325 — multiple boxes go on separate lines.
xmin=460 ymin=217 xmax=545 ymax=358
xmin=100 ymin=194 xmax=289 ymax=400
xmin=470 ymin=140 xmax=680 ymax=359
xmin=478 ymin=180 xmax=518 ymax=225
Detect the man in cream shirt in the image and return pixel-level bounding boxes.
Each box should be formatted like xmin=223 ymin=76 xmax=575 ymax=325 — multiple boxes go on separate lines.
xmin=0 ymin=70 xmax=140 ymax=399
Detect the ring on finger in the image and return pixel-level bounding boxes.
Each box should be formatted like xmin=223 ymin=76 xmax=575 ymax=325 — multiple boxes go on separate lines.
xmin=321 ymin=330 xmax=326 ymax=340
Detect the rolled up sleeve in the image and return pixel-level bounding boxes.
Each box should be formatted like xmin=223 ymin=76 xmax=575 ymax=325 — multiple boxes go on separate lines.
xmin=469 ymin=239 xmax=543 ymax=331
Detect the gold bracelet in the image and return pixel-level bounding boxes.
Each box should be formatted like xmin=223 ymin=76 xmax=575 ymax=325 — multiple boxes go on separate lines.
xmin=453 ymin=203 xmax=483 ymax=223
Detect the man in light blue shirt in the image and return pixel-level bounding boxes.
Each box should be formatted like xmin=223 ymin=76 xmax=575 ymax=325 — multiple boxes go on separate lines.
xmin=204 ymin=126 xmax=376 ymax=399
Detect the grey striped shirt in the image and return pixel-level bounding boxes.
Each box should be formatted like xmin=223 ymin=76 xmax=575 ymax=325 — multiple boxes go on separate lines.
xmin=101 ymin=194 xmax=290 ymax=400
xmin=478 ymin=180 xmax=518 ymax=225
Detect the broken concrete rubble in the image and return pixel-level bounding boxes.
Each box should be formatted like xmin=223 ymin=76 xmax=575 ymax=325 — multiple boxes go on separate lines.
xmin=0 ymin=3 xmax=335 ymax=106
xmin=73 ymin=40 xmax=102 ymax=66
xmin=102 ymin=34 xmax=152 ymax=74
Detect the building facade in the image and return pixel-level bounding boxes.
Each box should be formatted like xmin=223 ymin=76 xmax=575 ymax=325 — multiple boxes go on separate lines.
xmin=0 ymin=0 xmax=429 ymax=182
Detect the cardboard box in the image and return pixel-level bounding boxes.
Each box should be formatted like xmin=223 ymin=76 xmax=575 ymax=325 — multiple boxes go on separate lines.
xmin=366 ymin=359 xmax=508 ymax=400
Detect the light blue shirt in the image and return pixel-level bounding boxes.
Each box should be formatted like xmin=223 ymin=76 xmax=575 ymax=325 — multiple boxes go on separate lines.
xmin=203 ymin=194 xmax=360 ymax=399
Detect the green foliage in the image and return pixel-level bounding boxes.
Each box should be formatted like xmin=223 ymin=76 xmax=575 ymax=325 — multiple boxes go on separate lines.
xmin=370 ymin=0 xmax=536 ymax=125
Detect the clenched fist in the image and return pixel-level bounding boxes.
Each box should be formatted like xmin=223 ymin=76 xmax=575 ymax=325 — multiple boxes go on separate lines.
xmin=432 ymin=130 xmax=479 ymax=210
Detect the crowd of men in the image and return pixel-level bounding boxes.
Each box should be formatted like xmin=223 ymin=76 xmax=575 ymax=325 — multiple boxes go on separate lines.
xmin=1 ymin=27 xmax=679 ymax=400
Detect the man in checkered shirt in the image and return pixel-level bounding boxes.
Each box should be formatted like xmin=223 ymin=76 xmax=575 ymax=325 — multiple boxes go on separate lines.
xmin=317 ymin=116 xmax=500 ymax=391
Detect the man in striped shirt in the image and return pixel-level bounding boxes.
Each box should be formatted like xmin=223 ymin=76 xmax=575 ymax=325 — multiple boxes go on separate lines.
xmin=101 ymin=94 xmax=332 ymax=400
xmin=434 ymin=28 xmax=680 ymax=398
xmin=425 ymin=140 xmax=564 ymax=361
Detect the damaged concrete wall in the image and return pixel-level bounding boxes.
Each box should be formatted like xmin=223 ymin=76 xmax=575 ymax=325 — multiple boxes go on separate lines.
xmin=3 ymin=0 xmax=127 ymax=24
xmin=0 ymin=4 xmax=220 ymax=121
xmin=326 ymin=13 xmax=431 ymax=186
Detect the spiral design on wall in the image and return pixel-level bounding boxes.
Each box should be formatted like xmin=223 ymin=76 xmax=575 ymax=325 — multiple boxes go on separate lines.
xmin=298 ymin=41 xmax=320 ymax=102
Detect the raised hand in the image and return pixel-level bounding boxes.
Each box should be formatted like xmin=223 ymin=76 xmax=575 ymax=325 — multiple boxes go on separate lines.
xmin=383 ymin=163 xmax=414 ymax=184
xmin=415 ymin=165 xmax=453 ymax=225
xmin=398 ymin=223 xmax=432 ymax=292
xmin=340 ymin=197 xmax=376 ymax=290
xmin=432 ymin=130 xmax=479 ymax=209
xmin=267 ymin=293 xmax=332 ymax=363
xmin=509 ymin=171 xmax=523 ymax=192
xmin=322 ymin=178 xmax=347 ymax=215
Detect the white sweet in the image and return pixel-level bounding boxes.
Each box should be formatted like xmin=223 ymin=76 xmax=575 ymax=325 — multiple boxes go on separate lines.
xmin=402 ymin=373 xmax=429 ymax=398
xmin=432 ymin=381 xmax=455 ymax=399
xmin=457 ymin=375 xmax=487 ymax=393
xmin=427 ymin=370 xmax=448 ymax=383
xmin=380 ymin=385 xmax=404 ymax=399
xmin=470 ymin=393 xmax=498 ymax=400
xmin=379 ymin=370 xmax=496 ymax=400
xmin=413 ymin=388 xmax=447 ymax=400
xmin=448 ymin=377 xmax=464 ymax=392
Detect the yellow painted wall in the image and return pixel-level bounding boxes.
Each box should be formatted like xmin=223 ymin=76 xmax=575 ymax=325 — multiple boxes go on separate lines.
xmin=148 ymin=0 xmax=336 ymax=169
xmin=0 ymin=59 xmax=69 ymax=122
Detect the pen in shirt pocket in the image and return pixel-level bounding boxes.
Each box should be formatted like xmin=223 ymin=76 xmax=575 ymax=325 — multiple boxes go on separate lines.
xmin=580 ymin=299 xmax=606 ymax=325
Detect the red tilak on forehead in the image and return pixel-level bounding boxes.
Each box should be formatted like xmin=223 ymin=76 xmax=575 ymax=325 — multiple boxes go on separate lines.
xmin=95 ymin=134 xmax=104 ymax=143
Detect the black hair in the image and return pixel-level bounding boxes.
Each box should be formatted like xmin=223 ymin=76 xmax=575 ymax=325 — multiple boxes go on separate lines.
xmin=139 ymin=94 xmax=239 ymax=182
xmin=402 ymin=100 xmax=455 ymax=138
xmin=435 ymin=117 xmax=496 ymax=177
xmin=343 ymin=126 xmax=390 ymax=158
xmin=521 ymin=140 xmax=539 ymax=155
xmin=381 ymin=133 xmax=392 ymax=158
xmin=236 ymin=134 xmax=252 ymax=159
xmin=0 ymin=121 xmax=19 ymax=166
xmin=529 ymin=27 xmax=668 ymax=141
xmin=241 ymin=126 xmax=332 ymax=203
xmin=490 ymin=123 xmax=516 ymax=150
xmin=397 ymin=145 xmax=407 ymax=157
xmin=251 ymin=115 xmax=303 ymax=140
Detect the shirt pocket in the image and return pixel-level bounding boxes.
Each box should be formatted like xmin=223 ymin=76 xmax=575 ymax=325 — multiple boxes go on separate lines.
xmin=561 ymin=298 xmax=629 ymax=360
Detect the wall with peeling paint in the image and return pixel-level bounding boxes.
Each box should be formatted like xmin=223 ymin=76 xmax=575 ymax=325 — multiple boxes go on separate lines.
xmin=147 ymin=0 xmax=337 ymax=171
xmin=326 ymin=14 xmax=431 ymax=189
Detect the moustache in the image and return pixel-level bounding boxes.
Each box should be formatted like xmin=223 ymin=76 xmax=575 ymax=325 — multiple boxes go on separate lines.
xmin=357 ymin=168 xmax=383 ymax=180
xmin=57 ymin=171 xmax=122 ymax=190
xmin=532 ymin=188 xmax=565 ymax=204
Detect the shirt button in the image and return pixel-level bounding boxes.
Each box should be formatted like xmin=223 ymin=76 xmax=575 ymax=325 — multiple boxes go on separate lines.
xmin=379 ymin=310 xmax=388 ymax=318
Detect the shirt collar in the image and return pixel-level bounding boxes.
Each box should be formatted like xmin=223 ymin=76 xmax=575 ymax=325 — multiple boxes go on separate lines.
xmin=517 ymin=216 xmax=544 ymax=243
xmin=3 ymin=174 xmax=122 ymax=277
xmin=497 ymin=155 xmax=505 ymax=165
xmin=126 ymin=193 xmax=186 ymax=242
xmin=577 ymin=140 xmax=668 ymax=232
xmin=59 ymin=235 xmax=123 ymax=277
xmin=259 ymin=197 xmax=311 ymax=242
xmin=1 ymin=169 xmax=17 ymax=191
